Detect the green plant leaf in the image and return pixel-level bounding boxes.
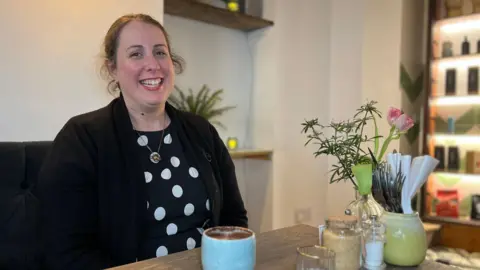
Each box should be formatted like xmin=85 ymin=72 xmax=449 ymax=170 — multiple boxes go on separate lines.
xmin=203 ymin=106 xmax=236 ymax=120
xmin=167 ymin=84 xmax=236 ymax=129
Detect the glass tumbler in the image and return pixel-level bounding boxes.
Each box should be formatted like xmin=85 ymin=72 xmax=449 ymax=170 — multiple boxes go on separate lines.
xmin=296 ymin=245 xmax=335 ymax=270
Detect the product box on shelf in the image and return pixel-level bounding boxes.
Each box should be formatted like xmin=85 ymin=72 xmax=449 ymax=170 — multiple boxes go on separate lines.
xmin=436 ymin=189 xmax=460 ymax=217
xmin=472 ymin=195 xmax=480 ymax=220
xmin=466 ymin=151 xmax=480 ymax=174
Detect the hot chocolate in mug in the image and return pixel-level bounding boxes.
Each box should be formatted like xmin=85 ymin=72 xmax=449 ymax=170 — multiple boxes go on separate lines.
xmin=201 ymin=226 xmax=256 ymax=270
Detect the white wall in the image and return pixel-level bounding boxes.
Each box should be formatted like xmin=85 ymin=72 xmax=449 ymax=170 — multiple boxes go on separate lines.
xmin=163 ymin=15 xmax=252 ymax=145
xmin=252 ymin=0 xmax=404 ymax=228
xmin=0 ymin=0 xmax=165 ymax=141
xmin=326 ymin=0 xmax=365 ymax=218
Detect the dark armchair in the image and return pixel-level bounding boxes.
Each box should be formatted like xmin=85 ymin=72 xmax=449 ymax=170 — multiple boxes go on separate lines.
xmin=0 ymin=141 xmax=52 ymax=270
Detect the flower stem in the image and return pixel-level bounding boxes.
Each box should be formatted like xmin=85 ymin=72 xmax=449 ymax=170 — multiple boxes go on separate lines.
xmin=376 ymin=126 xmax=395 ymax=161
xmin=373 ymin=115 xmax=379 ymax=157
xmin=349 ymin=176 xmax=358 ymax=188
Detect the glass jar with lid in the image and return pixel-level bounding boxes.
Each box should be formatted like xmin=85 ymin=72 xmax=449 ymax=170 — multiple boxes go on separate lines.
xmin=319 ymin=215 xmax=362 ymax=270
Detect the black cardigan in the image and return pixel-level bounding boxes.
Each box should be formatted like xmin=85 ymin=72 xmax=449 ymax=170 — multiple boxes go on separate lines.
xmin=37 ymin=96 xmax=248 ymax=270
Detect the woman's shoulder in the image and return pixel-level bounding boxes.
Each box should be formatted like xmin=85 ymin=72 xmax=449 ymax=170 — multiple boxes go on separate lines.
xmin=53 ymin=99 xmax=117 ymax=149
xmin=66 ymin=100 xmax=116 ymax=130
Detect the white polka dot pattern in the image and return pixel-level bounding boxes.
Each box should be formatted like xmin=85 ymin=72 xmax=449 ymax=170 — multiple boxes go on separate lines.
xmin=139 ymin=129 xmax=209 ymax=257
xmin=154 ymin=207 xmax=166 ymax=221
xmin=161 ymin=168 xmax=171 ymax=180
xmin=170 ymin=156 xmax=180 ymax=167
xmin=184 ymin=203 xmax=194 ymax=216
xmin=164 ymin=134 xmax=172 ymax=144
xmin=166 ymin=223 xmax=178 ymax=235
xmin=156 ymin=246 xmax=168 ymax=257
xmin=189 ymin=167 xmax=199 ymax=178
xmin=137 ymin=135 xmax=148 ymax=146
xmin=144 ymin=171 xmax=153 ymax=183
xmin=172 ymin=185 xmax=183 ymax=198
xmin=186 ymin=238 xmax=196 ymax=250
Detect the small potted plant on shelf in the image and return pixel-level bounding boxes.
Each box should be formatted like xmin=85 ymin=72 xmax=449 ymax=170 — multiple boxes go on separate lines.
xmin=168 ymin=84 xmax=236 ymax=130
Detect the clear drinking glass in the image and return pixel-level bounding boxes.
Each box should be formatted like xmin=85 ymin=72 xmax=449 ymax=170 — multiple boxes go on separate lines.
xmin=296 ymin=245 xmax=335 ymax=270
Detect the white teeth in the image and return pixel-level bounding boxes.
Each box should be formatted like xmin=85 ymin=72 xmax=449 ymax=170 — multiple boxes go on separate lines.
xmin=140 ymin=78 xmax=163 ymax=86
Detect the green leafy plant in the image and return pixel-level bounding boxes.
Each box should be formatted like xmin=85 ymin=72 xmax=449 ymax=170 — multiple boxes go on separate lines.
xmin=301 ymin=101 xmax=382 ymax=188
xmin=168 ymin=84 xmax=236 ymax=129
xmin=301 ymin=100 xmax=414 ymax=189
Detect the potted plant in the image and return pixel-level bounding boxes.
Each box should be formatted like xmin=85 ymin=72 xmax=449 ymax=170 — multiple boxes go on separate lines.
xmin=168 ymin=84 xmax=236 ymax=130
xmin=301 ymin=101 xmax=414 ymax=222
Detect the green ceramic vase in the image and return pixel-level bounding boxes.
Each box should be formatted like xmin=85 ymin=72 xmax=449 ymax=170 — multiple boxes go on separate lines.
xmin=380 ymin=211 xmax=427 ymax=266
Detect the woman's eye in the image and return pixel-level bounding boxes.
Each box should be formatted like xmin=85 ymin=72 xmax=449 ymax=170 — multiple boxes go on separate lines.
xmin=156 ymin=51 xmax=167 ymax=57
xmin=130 ymin=52 xmax=142 ymax=58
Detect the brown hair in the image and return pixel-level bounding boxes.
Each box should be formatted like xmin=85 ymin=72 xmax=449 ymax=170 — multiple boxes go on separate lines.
xmin=100 ymin=13 xmax=185 ymax=93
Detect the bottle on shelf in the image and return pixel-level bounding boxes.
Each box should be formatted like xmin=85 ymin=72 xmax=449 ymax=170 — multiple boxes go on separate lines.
xmin=462 ymin=36 xmax=470 ymax=55
xmin=434 ymin=146 xmax=446 ymax=170
xmin=468 ymin=67 xmax=479 ymax=94
xmin=448 ymin=117 xmax=455 ymax=134
xmin=445 ymin=69 xmax=457 ymax=95
xmin=447 ymin=146 xmax=460 ymax=171
xmin=442 ymin=41 xmax=454 ymax=57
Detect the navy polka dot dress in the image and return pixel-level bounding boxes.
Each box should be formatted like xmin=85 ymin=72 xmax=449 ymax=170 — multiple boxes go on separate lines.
xmin=135 ymin=121 xmax=210 ymax=260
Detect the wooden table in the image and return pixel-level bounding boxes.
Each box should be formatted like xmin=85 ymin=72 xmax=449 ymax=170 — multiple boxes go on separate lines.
xmin=109 ymin=224 xmax=457 ymax=270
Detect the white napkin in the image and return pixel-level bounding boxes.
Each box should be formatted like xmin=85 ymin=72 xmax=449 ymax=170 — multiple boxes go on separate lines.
xmin=402 ymin=155 xmax=440 ymax=214
xmin=400 ymin=155 xmax=412 ymax=214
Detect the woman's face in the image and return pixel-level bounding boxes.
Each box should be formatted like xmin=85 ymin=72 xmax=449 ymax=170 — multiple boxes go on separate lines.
xmin=110 ymin=20 xmax=175 ymax=110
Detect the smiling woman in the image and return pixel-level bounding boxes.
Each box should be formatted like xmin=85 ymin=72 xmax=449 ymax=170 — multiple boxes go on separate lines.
xmin=37 ymin=13 xmax=247 ymax=270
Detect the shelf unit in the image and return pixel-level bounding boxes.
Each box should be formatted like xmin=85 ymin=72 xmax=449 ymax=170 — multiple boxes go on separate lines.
xmin=164 ymin=0 xmax=274 ymax=32
xmin=229 ymin=149 xmax=272 ymax=160
xmin=421 ymin=0 xmax=480 ymax=252
xmin=424 ymin=215 xmax=480 ymax=227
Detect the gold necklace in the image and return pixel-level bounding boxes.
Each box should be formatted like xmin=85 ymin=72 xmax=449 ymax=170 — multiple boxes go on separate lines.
xmin=135 ymin=113 xmax=167 ymax=164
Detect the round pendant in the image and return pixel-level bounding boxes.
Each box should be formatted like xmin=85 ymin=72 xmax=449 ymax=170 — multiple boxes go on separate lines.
xmin=150 ymin=152 xmax=161 ymax=163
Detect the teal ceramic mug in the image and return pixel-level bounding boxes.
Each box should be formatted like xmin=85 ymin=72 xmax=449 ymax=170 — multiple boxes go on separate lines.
xmin=201 ymin=226 xmax=256 ymax=270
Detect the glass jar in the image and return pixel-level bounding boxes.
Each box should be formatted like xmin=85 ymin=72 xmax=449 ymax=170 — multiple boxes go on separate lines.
xmin=320 ymin=215 xmax=362 ymax=270
xmin=362 ymin=215 xmax=386 ymax=270
xmin=345 ymin=192 xmax=384 ymax=228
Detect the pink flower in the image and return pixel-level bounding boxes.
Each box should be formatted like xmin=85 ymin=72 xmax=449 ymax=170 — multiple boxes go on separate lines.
xmin=387 ymin=107 xmax=403 ymax=126
xmin=387 ymin=107 xmax=414 ymax=132
xmin=393 ymin=114 xmax=414 ymax=132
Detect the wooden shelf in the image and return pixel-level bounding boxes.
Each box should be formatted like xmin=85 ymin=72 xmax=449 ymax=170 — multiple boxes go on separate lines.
xmin=229 ymin=149 xmax=272 ymax=160
xmin=433 ymin=12 xmax=480 ymax=31
xmin=431 ymin=53 xmax=480 ymax=69
xmin=423 ymin=215 xmax=480 ymax=227
xmin=433 ymin=169 xmax=480 ymax=176
xmin=429 ymin=95 xmax=480 ymax=106
xmin=164 ymin=0 xmax=274 ymax=32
